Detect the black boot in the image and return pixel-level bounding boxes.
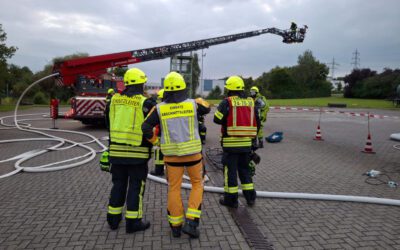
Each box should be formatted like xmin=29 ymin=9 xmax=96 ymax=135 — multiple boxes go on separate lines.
xmin=126 ymin=219 xmax=150 ymax=233
xmin=150 ymin=165 xmax=164 ymax=176
xmin=219 ymin=196 xmax=238 ymax=208
xmin=243 ymin=190 xmax=257 ymax=207
xmin=107 ymin=213 xmax=121 ymax=230
xmin=246 ymin=199 xmax=256 ymax=206
xmin=171 ymin=225 xmax=182 ymax=238
xmin=258 ymin=138 xmax=264 ymax=148
xmin=182 ymin=219 xmax=200 ymax=238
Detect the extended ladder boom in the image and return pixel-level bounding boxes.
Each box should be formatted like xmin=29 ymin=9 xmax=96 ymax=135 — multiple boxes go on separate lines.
xmin=54 ymin=25 xmax=307 ymax=85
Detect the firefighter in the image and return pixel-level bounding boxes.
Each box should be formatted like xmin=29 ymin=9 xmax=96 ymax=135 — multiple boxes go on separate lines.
xmin=150 ymin=89 xmax=165 ymax=176
xmin=196 ymin=97 xmax=210 ymax=144
xmin=250 ymin=86 xmax=270 ymax=148
xmin=104 ymin=88 xmax=115 ymax=128
xmin=214 ymin=76 xmax=260 ymax=208
xmin=106 ymin=88 xmax=115 ymax=103
xmin=105 ymin=68 xmax=156 ymax=233
xmin=290 ymin=22 xmax=297 ymax=33
xmin=142 ymin=72 xmax=208 ymax=238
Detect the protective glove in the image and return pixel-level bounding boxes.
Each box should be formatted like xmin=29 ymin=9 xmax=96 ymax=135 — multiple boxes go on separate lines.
xmin=100 ymin=151 xmax=111 ymax=172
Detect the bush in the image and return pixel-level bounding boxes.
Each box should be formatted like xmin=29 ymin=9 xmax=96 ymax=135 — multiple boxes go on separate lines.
xmin=1 ymin=97 xmax=14 ymax=105
xmin=33 ymin=91 xmax=47 ymax=104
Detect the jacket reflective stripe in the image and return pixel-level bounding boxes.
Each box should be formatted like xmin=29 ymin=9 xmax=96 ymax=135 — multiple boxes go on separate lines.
xmin=157 ymin=99 xmax=202 ymax=156
xmin=109 ymin=144 xmax=150 ymax=159
xmin=241 ymin=183 xmax=254 ymax=190
xmin=110 ymin=145 xmax=149 ymax=152
xmin=186 ymin=208 xmax=202 ymax=218
xmin=168 ymin=215 xmax=184 ymax=225
xmin=214 ymin=110 xmax=224 ymax=120
xmin=109 ymin=94 xmax=146 ymax=146
xmin=222 ymin=137 xmax=252 ymax=147
xmin=108 ymin=206 xmax=123 ymax=215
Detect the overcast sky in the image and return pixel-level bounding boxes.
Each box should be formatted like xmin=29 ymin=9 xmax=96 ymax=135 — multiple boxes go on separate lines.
xmin=1 ymin=0 xmax=399 ymax=83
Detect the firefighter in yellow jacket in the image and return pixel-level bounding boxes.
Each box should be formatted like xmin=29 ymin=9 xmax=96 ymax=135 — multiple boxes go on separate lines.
xmin=142 ymin=72 xmax=209 ymax=238
xmin=105 ymin=68 xmax=156 ymax=233
xmin=214 ymin=76 xmax=260 ymax=208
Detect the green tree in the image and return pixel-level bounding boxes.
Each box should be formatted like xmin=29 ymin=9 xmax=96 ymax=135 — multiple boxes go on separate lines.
xmin=268 ymin=67 xmax=299 ymax=98
xmin=206 ymin=85 xmax=222 ymax=99
xmin=8 ymin=64 xmax=34 ymax=98
xmin=111 ymin=66 xmax=128 ymax=77
xmin=0 ymin=24 xmax=17 ymax=63
xmin=337 ymin=82 xmax=342 ymax=92
xmin=343 ymin=68 xmax=377 ymax=98
xmin=0 ymin=24 xmax=18 ymax=101
xmin=351 ymin=68 xmax=400 ymax=99
xmin=291 ymin=50 xmax=331 ymax=97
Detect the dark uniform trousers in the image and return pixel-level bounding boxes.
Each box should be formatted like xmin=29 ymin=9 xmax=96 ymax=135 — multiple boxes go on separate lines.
xmin=222 ymin=151 xmax=256 ymax=204
xmin=109 ymin=163 xmax=148 ymax=218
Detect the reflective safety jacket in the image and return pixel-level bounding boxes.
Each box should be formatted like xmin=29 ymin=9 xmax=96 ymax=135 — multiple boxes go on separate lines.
xmin=109 ymin=93 xmax=150 ymax=159
xmin=226 ymin=96 xmax=257 ymax=137
xmin=255 ymin=94 xmax=269 ymax=121
xmin=214 ymin=94 xmax=260 ymax=151
xmin=156 ymin=99 xmax=202 ymax=156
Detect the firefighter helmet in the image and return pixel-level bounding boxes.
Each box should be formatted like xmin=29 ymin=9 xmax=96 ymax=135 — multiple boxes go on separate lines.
xmin=123 ymin=68 xmax=147 ymax=86
xmin=250 ymin=86 xmax=259 ymax=93
xmin=107 ymin=88 xmax=115 ymax=94
xmin=157 ymin=89 xmax=164 ymax=99
xmin=164 ymin=72 xmax=186 ymax=91
xmin=225 ymin=76 xmax=244 ymax=91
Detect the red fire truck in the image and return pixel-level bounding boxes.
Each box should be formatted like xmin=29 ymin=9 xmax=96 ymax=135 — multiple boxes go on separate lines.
xmin=64 ymin=74 xmax=125 ymax=124
xmin=53 ymin=24 xmax=307 ymax=125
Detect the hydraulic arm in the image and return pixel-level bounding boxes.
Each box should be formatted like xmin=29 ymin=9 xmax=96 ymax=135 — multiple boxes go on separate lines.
xmin=53 ymin=24 xmax=307 ymax=85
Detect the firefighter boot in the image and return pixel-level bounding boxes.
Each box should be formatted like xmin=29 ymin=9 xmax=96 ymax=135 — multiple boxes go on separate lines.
xmin=244 ymin=190 xmax=257 ymax=207
xmin=107 ymin=213 xmax=122 ymax=230
xmin=171 ymin=225 xmax=182 ymax=238
xmin=219 ymin=195 xmax=238 ymax=208
xmin=182 ymin=219 xmax=200 ymax=238
xmin=258 ymin=138 xmax=264 ymax=148
xmin=126 ymin=219 xmax=150 ymax=234
xmin=150 ymin=165 xmax=164 ymax=176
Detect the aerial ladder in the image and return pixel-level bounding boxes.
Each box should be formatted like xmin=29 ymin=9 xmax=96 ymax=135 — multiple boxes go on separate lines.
xmin=52 ymin=24 xmax=307 ymax=124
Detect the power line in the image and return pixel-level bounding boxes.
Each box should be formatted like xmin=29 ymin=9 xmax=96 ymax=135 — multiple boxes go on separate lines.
xmin=329 ymin=57 xmax=339 ymax=79
xmin=351 ymin=49 xmax=360 ymax=69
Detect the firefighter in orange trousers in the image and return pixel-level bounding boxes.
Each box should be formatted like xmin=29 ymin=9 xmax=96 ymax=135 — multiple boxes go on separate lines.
xmin=105 ymin=68 xmax=156 ymax=233
xmin=142 ymin=72 xmax=209 ymax=238
xmin=214 ymin=76 xmax=260 ymax=208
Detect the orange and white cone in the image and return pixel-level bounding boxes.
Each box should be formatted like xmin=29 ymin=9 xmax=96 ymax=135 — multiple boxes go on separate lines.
xmin=362 ymin=133 xmax=376 ymax=154
xmin=313 ymin=125 xmax=324 ymax=141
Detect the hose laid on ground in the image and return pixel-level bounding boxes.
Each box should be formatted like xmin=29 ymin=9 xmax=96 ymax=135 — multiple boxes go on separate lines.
xmin=0 ymin=74 xmax=107 ymax=179
xmin=147 ymin=175 xmax=400 ymax=207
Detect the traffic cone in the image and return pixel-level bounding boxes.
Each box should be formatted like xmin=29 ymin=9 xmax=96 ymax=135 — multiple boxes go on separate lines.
xmin=313 ymin=125 xmax=324 ymax=141
xmin=362 ymin=133 xmax=376 ymax=154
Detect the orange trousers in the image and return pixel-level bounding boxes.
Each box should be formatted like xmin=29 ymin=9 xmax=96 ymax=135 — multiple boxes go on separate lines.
xmin=166 ymin=161 xmax=204 ymax=227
